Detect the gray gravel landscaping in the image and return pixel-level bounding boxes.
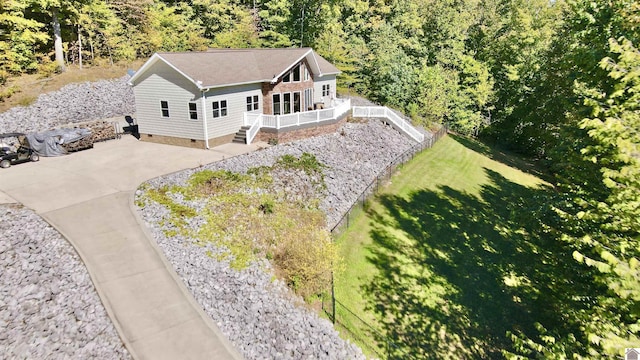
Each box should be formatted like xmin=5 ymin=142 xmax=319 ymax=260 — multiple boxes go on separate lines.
xmin=0 ymin=204 xmax=131 ymax=359
xmin=0 ymin=75 xmax=134 ymax=134
xmin=138 ymin=116 xmax=419 ymax=359
xmin=1 ymin=73 xmax=426 ymax=359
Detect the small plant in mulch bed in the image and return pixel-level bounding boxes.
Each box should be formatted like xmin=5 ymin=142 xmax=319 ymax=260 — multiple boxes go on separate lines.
xmin=138 ymin=153 xmax=341 ymax=301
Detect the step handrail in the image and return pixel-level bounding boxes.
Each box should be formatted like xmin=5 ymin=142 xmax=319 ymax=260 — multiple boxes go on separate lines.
xmin=351 ymin=106 xmax=424 ymax=142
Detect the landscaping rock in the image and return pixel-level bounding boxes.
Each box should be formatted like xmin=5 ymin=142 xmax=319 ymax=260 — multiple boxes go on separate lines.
xmin=140 ymin=114 xmax=423 ymax=360
xmin=0 ymin=204 xmax=131 ymax=360
xmin=0 ymin=76 xmax=134 ymax=135
xmin=0 ymin=72 xmax=427 ymax=359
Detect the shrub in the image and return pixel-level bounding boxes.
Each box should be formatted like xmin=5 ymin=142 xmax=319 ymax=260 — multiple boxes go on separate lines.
xmin=0 ymin=85 xmax=20 ymax=102
xmin=139 ymin=154 xmax=339 ymax=300
xmin=271 ymin=211 xmax=339 ymax=299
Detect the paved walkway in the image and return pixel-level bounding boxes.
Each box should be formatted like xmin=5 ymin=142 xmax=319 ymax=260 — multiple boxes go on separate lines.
xmin=0 ymin=136 xmax=264 ymax=359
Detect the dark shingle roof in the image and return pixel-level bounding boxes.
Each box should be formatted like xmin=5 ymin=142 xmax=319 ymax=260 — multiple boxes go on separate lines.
xmin=132 ymin=48 xmax=340 ymax=89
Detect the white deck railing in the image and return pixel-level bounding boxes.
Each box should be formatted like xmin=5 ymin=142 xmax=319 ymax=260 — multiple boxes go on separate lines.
xmin=242 ymin=99 xmax=351 ymax=144
xmin=352 ymin=106 xmax=424 ymax=142
xmin=244 ymin=111 xmax=262 ymax=144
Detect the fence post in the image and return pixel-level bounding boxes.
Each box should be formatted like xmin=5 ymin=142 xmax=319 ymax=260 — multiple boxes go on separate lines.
xmin=331 ymin=271 xmax=336 ymax=324
xmin=346 ymin=209 xmax=350 ymax=228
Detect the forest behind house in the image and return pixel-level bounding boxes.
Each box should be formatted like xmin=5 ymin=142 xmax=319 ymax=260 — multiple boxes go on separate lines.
xmin=1 ymin=0 xmax=639 ymax=358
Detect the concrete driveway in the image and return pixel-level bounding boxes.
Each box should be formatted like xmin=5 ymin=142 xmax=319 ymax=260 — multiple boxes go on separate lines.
xmin=0 ymin=136 xmax=263 ymax=359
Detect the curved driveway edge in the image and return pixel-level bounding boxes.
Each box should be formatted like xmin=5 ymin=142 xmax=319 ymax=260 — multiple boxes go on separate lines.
xmin=0 ymin=137 xmax=264 ymax=359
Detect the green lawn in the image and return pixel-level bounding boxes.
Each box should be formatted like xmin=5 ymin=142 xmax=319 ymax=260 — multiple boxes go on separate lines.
xmin=333 ymin=135 xmax=580 ymax=359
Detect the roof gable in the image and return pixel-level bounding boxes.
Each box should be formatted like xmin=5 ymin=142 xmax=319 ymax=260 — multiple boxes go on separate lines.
xmin=129 ymin=48 xmax=340 ymax=90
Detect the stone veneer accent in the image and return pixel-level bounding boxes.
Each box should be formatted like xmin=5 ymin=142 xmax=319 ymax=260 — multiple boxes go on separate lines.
xmin=262 ymin=60 xmax=315 ymax=115
xmin=255 ymin=113 xmax=350 ymax=144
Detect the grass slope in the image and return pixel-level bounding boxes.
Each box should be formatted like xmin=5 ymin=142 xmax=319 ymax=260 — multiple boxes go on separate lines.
xmin=334 ymin=135 xmax=567 ymax=359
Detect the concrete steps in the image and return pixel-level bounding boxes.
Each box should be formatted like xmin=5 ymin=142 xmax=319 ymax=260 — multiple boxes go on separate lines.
xmin=232 ymin=126 xmax=251 ymax=144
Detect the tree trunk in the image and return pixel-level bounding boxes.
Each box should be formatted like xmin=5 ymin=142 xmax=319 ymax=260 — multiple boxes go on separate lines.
xmin=52 ymin=8 xmax=66 ymax=72
xmin=78 ymin=25 xmax=82 ymax=69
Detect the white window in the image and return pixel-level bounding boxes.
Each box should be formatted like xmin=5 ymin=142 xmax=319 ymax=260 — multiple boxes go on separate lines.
xmin=161 ymin=101 xmax=169 ymax=117
xmin=246 ymin=95 xmax=259 ymax=111
xmin=283 ymin=64 xmax=301 ymax=83
xmin=293 ymin=64 xmax=301 ymax=82
xmin=188 ymin=102 xmax=197 ymax=120
xmin=293 ymin=92 xmax=301 ymax=113
xmin=283 ymin=93 xmax=291 ymax=114
xmin=212 ymin=100 xmax=228 ymax=118
xmin=304 ymin=88 xmax=313 ymax=110
xmin=322 ymin=84 xmax=331 ymax=97
xmin=273 ymin=94 xmax=281 ymax=115
xmin=304 ymin=67 xmax=309 ymax=81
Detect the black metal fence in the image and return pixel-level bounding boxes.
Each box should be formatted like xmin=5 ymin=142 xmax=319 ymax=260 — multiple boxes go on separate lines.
xmin=330 ymin=125 xmax=448 ymax=235
xmin=323 ymin=125 xmax=448 ymax=359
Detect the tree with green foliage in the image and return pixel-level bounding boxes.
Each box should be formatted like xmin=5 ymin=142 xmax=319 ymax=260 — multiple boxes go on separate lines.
xmin=33 ymin=0 xmax=92 ymax=71
xmin=476 ymin=0 xmax=564 ymax=153
xmin=190 ymin=0 xmax=258 ymax=47
xmin=257 ymin=0 xmax=293 ymax=47
xmin=143 ymin=2 xmax=208 ymax=53
xmin=504 ymin=37 xmax=640 ymax=360
xmin=0 ymin=0 xmax=49 ymax=81
xmin=77 ymin=1 xmax=121 ymax=65
xmin=106 ymin=0 xmax=152 ymax=60
xmin=571 ymin=37 xmax=640 ymax=357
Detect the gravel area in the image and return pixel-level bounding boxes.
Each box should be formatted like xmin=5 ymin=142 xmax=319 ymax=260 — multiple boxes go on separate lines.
xmin=0 ymin=76 xmax=134 ymax=134
xmin=138 ymin=116 xmax=419 ymax=359
xmin=0 ymin=204 xmax=131 ymax=359
xmin=0 ymin=72 xmax=426 ymax=359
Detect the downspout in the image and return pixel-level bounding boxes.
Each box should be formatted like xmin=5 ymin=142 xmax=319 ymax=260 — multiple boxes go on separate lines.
xmin=201 ymin=89 xmax=210 ymax=149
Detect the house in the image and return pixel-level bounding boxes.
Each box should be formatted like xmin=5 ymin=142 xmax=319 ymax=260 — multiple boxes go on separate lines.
xmin=128 ymin=48 xmax=349 ymax=149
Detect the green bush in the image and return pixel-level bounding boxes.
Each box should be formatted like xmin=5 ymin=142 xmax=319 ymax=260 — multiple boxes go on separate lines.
xmin=0 ymin=85 xmax=20 ymax=102
xmin=138 ymin=154 xmax=339 ymax=300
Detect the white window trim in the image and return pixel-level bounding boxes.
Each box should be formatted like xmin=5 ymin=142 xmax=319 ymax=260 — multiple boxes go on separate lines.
xmin=246 ymin=95 xmax=259 ymax=111
xmin=283 ymin=92 xmax=292 ymax=114
xmin=188 ymin=102 xmax=198 ymax=120
xmin=304 ymin=88 xmax=313 ymax=110
xmin=212 ymin=100 xmax=228 ymax=118
xmin=292 ymin=64 xmax=301 ymax=83
xmin=161 ymin=100 xmax=169 ymax=117
xmin=293 ymin=91 xmax=301 ymax=113
xmin=273 ymin=93 xmax=282 ymax=115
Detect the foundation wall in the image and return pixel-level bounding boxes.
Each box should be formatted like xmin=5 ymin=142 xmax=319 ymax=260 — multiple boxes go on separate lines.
xmin=139 ymin=133 xmax=235 ymax=149
xmin=255 ymin=114 xmax=349 ymax=144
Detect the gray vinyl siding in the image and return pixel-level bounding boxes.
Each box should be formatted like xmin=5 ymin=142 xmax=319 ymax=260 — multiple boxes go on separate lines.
xmin=132 ymin=61 xmax=205 ymax=140
xmin=204 ymin=84 xmax=262 ymax=138
xmin=313 ymin=75 xmax=336 ymax=107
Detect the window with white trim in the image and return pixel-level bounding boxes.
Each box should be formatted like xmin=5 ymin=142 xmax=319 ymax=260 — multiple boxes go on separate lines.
xmin=188 ymin=102 xmax=197 ymax=120
xmin=212 ymin=100 xmax=228 ymax=118
xmin=283 ymin=64 xmax=302 ymax=83
xmin=304 ymin=67 xmax=309 ymax=81
xmin=273 ymin=94 xmax=281 ymax=115
xmin=293 ymin=92 xmax=301 ymax=113
xmin=246 ymin=95 xmax=259 ymax=111
xmin=304 ymin=88 xmax=313 ymax=110
xmin=293 ymin=64 xmax=301 ymax=82
xmin=161 ymin=101 xmax=169 ymax=117
xmin=283 ymin=93 xmax=291 ymax=114
xmin=322 ymin=84 xmax=330 ymax=97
